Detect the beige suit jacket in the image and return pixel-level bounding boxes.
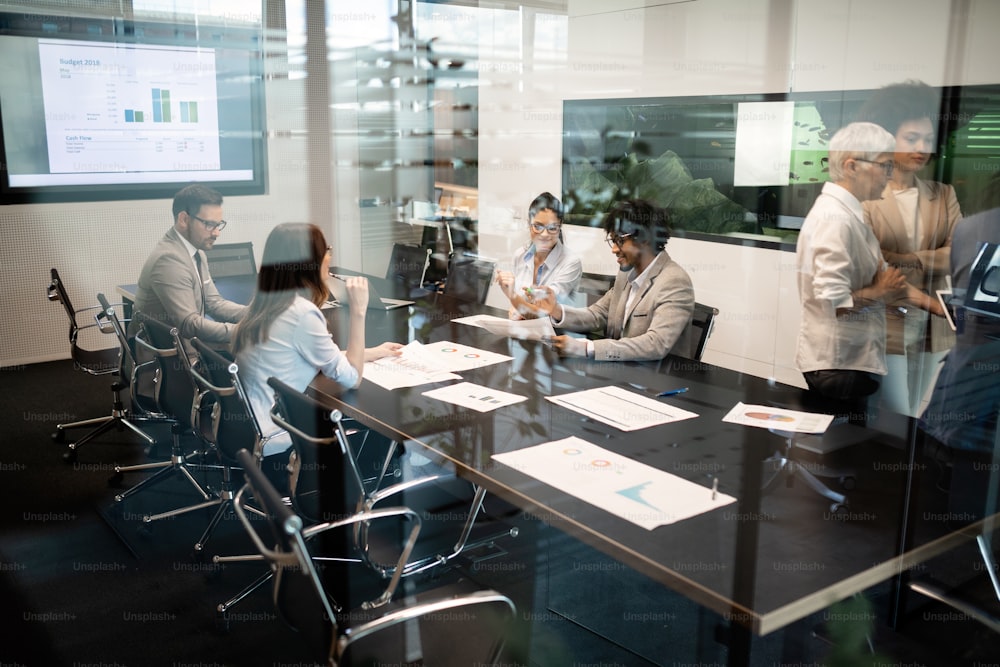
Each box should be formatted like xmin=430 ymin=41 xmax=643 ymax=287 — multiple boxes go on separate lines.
xmin=863 ymin=178 xmax=961 ymax=352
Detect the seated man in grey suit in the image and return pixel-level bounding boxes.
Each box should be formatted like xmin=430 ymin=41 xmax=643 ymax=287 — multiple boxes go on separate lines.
xmin=526 ymin=199 xmax=695 ymax=361
xmin=130 ymin=184 xmax=247 ymax=345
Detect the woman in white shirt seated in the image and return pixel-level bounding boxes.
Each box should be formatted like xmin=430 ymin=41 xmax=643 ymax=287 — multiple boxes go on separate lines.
xmin=494 ymin=192 xmax=582 ymax=319
xmin=232 ymin=223 xmax=402 ymax=483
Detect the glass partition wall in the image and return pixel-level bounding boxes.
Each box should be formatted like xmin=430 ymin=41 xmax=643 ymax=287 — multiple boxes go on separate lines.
xmin=2 ymin=0 xmax=999 ymax=663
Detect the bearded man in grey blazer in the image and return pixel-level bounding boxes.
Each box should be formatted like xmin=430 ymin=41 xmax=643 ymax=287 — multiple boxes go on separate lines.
xmin=527 ymin=199 xmax=695 ymax=361
xmin=131 ymin=184 xmax=247 ymax=345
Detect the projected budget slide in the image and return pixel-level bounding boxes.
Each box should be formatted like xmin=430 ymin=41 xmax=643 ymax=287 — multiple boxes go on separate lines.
xmin=37 ymin=39 xmax=221 ymax=176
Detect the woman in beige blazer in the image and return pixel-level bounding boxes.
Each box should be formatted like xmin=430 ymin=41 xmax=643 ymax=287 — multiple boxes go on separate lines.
xmin=860 ymin=81 xmax=963 ymax=415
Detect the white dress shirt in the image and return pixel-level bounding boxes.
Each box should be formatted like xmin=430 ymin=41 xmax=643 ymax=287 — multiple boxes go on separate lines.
xmin=796 ymin=182 xmax=888 ymax=376
xmin=237 ymin=295 xmax=359 ymax=456
xmin=509 ymin=241 xmax=582 ymax=303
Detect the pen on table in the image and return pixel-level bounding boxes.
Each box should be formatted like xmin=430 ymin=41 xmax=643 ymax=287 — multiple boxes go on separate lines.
xmin=711 ymin=477 xmax=718 ymax=501
xmin=657 ymin=387 xmax=689 ymax=397
xmin=329 ymin=273 xmax=347 ymax=282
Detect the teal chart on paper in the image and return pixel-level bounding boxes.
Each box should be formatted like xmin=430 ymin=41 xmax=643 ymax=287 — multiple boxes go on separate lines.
xmin=492 ymin=437 xmax=736 ymax=530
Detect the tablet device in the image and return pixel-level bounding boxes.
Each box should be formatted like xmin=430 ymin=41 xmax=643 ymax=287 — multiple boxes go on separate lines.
xmin=935 ymin=289 xmax=957 ymax=332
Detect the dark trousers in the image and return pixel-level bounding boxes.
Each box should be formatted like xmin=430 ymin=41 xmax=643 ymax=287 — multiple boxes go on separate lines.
xmin=803 ymin=369 xmax=880 ymax=426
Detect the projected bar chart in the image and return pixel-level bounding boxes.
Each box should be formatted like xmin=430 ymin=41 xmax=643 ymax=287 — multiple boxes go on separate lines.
xmin=37 ymin=40 xmax=221 ymax=175
xmin=123 ymin=93 xmax=197 ymax=124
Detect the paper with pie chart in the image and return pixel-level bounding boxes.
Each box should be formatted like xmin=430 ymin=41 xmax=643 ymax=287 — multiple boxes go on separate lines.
xmin=491 ymin=437 xmax=735 ymax=530
xmin=722 ymin=402 xmax=833 ymax=433
xmin=363 ymin=340 xmax=512 ymax=390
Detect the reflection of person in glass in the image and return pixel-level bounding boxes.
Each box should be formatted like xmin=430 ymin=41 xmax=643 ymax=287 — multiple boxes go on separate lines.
xmin=858 ymin=81 xmax=963 ymax=412
xmin=525 ymin=199 xmax=694 ymax=361
xmin=796 ymin=122 xmax=944 ymax=424
xmin=494 ymin=192 xmax=582 ymax=319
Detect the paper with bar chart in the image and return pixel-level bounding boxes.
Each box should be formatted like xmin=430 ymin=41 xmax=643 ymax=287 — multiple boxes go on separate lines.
xmin=492 ymin=437 xmax=736 ymax=529
xmin=422 ymin=382 xmax=527 ymax=412
xmin=37 ymin=39 xmax=221 ymax=177
xmin=546 ymin=385 xmax=698 ymax=431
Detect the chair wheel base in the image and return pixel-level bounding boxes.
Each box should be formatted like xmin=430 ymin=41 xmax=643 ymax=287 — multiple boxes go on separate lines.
xmin=62 ymin=448 xmax=78 ymax=463
xmin=829 ymin=502 xmax=848 ymax=514
xmin=839 ymin=476 xmax=857 ymax=491
xmin=52 ymin=430 xmax=66 ymax=443
xmin=107 ymin=471 xmax=124 ymax=488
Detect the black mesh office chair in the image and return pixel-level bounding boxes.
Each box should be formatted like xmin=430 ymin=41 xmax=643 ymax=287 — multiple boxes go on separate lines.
xmin=443 ymin=254 xmax=496 ymax=303
xmin=47 ymin=269 xmax=157 ymax=462
xmin=230 ymin=448 xmax=516 ymax=666
xmin=204 ymin=241 xmax=256 ymax=278
xmin=267 ymin=377 xmax=510 ymax=579
xmin=112 ymin=313 xmax=220 ymax=525
xmin=214 ymin=377 xmax=516 ymax=628
xmin=187 ymin=338 xmax=275 ymax=554
xmin=686 ymin=302 xmax=719 ymax=361
xmin=385 ymin=243 xmax=432 ymax=296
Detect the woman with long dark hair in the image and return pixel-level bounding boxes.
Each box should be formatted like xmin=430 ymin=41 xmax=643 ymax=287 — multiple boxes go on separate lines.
xmin=233 ymin=223 xmax=402 ymax=463
xmin=495 ymin=192 xmax=582 ymax=319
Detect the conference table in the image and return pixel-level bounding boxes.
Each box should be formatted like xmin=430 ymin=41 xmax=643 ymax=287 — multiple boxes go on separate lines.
xmin=304 ymin=279 xmax=998 ymax=662
xmin=118 ymin=272 xmax=1000 ymax=664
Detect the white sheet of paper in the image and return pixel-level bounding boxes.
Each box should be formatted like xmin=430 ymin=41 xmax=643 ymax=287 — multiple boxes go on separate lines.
xmin=411 ymin=340 xmax=513 ymax=373
xmin=492 ymin=437 xmax=735 ymax=529
xmin=363 ymin=341 xmax=462 ymax=390
xmin=547 ymin=385 xmax=698 ymax=431
xmin=422 ymin=381 xmax=527 ymax=412
xmin=478 ymin=316 xmax=556 ymax=341
xmin=722 ymin=402 xmax=833 ymax=434
xmin=452 ymin=314 xmax=498 ymax=329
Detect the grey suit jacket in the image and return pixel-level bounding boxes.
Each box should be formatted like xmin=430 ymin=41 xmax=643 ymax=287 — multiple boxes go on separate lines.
xmin=558 ymin=252 xmax=695 ymax=361
xmin=131 ymin=227 xmax=247 ymax=344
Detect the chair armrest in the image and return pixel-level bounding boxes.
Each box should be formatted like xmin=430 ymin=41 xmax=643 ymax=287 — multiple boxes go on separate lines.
xmin=364 ymin=474 xmax=451 ymax=510
xmin=301 ymin=505 xmax=422 ymax=609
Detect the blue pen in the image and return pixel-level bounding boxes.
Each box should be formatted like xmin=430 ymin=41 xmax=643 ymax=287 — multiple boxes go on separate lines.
xmin=657 ymin=387 xmax=689 ymax=397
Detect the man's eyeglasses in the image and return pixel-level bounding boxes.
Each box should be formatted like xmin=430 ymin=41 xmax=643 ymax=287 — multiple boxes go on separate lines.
xmin=190 ymin=214 xmax=228 ymax=232
xmin=605 ymin=232 xmax=635 ymax=248
xmin=530 ymin=222 xmax=561 ymax=234
xmin=854 ymin=158 xmax=895 ymax=176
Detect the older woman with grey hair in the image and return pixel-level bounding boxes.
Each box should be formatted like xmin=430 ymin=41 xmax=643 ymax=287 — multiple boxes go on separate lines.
xmin=796 ymin=122 xmax=944 ymax=424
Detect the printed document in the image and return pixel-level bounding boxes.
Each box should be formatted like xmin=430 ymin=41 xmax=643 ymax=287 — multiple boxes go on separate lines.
xmin=492 ymin=437 xmax=735 ymax=529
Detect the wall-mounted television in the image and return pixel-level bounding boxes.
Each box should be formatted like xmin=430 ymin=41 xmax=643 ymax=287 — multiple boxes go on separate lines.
xmin=562 ymin=85 xmax=1000 ymax=241
xmin=0 ymin=12 xmax=267 ymax=204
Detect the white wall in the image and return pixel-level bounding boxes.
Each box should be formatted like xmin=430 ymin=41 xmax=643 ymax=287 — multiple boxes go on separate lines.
xmin=476 ymin=0 xmax=1000 ymax=386
xmin=0 ymin=9 xmax=312 ymax=366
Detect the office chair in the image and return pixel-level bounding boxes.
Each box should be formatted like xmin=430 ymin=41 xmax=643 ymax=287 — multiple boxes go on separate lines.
xmin=385 ymin=243 xmax=432 ymax=296
xmin=761 ymin=426 xmax=860 ymax=513
xmin=213 ymin=377 xmax=517 ymax=627
xmin=47 ymin=269 xmax=157 ymax=462
xmin=267 ymin=376 xmax=512 ymax=577
xmin=112 ymin=313 xmax=222 ymax=525
xmin=230 ymin=448 xmax=516 ymax=666
xmin=578 ymin=271 xmax=614 ymax=306
xmin=686 ymin=302 xmax=719 ymax=361
xmin=443 ymin=254 xmax=495 ymax=303
xmin=204 ymin=241 xmax=256 ymax=278
xmin=187 ymin=338 xmax=276 ymax=554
